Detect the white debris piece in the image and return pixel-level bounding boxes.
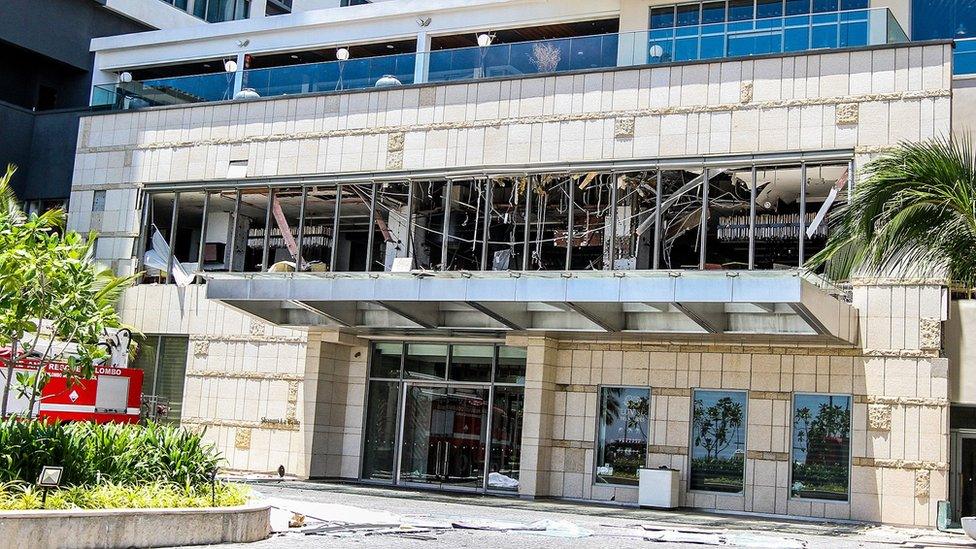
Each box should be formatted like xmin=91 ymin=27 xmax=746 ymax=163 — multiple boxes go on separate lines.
xmin=263 ymin=497 xmax=402 ymax=532
xmin=525 ymin=519 xmax=593 ymax=538
xmin=487 ymin=472 xmax=520 ymax=489
xmin=725 ymin=532 xmax=806 ymax=548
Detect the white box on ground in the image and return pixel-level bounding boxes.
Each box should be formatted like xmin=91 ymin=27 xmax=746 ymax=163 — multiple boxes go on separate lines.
xmin=638 ymin=468 xmax=680 ymax=508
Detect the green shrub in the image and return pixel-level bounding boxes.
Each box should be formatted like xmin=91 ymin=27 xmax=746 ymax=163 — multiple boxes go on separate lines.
xmin=0 ymin=420 xmax=221 ymax=487
xmin=0 ymin=480 xmax=249 ymax=510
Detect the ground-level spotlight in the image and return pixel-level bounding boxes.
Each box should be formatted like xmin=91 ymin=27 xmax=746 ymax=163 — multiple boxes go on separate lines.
xmin=37 ymin=466 xmax=63 ymax=509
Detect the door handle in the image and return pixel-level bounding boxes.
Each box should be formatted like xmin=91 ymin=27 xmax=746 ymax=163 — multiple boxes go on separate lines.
xmin=443 ymin=442 xmax=450 ymax=478
xmin=435 ymin=441 xmax=443 ymax=477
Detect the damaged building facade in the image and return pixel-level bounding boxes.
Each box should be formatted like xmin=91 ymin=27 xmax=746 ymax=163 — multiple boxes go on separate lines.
xmin=69 ymin=0 xmax=976 ymax=527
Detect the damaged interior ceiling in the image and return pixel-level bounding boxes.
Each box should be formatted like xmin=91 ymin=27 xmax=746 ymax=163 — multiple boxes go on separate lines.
xmin=142 ymin=161 xmax=850 ymax=283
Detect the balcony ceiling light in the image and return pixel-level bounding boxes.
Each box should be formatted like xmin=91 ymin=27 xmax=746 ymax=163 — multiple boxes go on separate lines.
xmin=118 ymin=72 xmax=133 ymax=83
xmin=224 ymin=59 xmax=238 ymax=73
xmin=336 ymin=47 xmax=350 ymax=61
xmin=477 ymin=33 xmax=494 ymax=48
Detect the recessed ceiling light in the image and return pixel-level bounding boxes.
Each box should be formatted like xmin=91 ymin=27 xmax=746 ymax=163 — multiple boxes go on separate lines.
xmin=203 ymin=63 xmax=211 ymax=68
xmin=290 ymin=54 xmax=299 ymax=59
xmin=386 ymin=44 xmax=395 ymax=49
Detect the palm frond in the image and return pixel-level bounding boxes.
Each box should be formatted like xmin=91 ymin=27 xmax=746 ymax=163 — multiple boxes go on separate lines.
xmin=807 ymin=136 xmax=976 ymax=288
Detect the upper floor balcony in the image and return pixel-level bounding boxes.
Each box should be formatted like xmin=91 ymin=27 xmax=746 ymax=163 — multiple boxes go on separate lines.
xmin=92 ymin=6 xmax=911 ymax=111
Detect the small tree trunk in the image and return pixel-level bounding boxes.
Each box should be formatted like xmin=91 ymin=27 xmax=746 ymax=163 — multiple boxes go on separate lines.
xmin=26 ymin=361 xmax=43 ymax=419
xmin=1 ymin=338 xmax=19 ymax=419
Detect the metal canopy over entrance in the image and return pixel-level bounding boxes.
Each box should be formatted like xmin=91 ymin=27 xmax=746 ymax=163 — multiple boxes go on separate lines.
xmin=206 ymin=270 xmax=858 ymax=344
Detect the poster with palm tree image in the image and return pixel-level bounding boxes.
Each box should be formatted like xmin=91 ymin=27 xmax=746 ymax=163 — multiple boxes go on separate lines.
xmin=691 ymin=390 xmax=747 ymax=493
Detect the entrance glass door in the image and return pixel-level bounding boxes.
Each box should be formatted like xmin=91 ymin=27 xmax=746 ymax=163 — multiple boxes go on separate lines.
xmin=399 ymin=383 xmax=488 ymax=490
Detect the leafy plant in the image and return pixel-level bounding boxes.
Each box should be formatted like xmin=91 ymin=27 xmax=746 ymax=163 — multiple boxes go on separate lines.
xmin=808 ymin=136 xmax=976 ymax=287
xmin=0 ymin=164 xmax=136 ymax=417
xmin=0 ymin=480 xmax=248 ymax=510
xmin=0 ymin=420 xmax=222 ymax=487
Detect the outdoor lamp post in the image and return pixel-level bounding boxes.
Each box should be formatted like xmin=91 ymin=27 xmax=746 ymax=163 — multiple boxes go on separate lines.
xmin=477 ymin=33 xmax=494 ymax=78
xmin=37 ymin=466 xmax=63 ymax=508
xmin=336 ymin=47 xmax=350 ymax=91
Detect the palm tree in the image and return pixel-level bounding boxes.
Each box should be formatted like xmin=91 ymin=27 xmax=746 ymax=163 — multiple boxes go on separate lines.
xmin=807 ymin=137 xmax=976 ymax=287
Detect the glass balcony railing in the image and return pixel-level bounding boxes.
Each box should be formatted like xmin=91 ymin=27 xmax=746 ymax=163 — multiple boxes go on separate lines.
xmin=93 ymin=7 xmax=907 ymax=111
xmin=427 ymin=32 xmax=620 ymax=83
xmin=243 ymin=52 xmax=417 ymax=97
xmin=93 ymin=72 xmax=237 ymax=110
xmin=957 ymin=38 xmax=976 ymax=75
xmin=632 ymin=7 xmax=906 ymax=65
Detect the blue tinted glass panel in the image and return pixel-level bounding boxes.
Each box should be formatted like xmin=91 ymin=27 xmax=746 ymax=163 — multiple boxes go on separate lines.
xmin=912 ymin=0 xmax=976 ymax=41
xmin=840 ymin=0 xmax=867 ymax=9
xmin=677 ymin=25 xmax=701 ymax=37
xmin=786 ymin=0 xmax=810 ymax=15
xmin=676 ymin=4 xmax=701 ymax=26
xmin=957 ymin=50 xmax=976 ymax=75
xmin=756 ymin=17 xmax=784 ymax=30
xmin=811 ymin=24 xmax=838 ymax=48
xmin=568 ymin=35 xmax=609 ymax=70
xmin=812 ymin=0 xmax=838 ymax=12
xmin=838 ymin=21 xmax=868 ymax=47
xmin=700 ymin=35 xmax=725 ymax=58
xmin=651 ymin=7 xmax=675 ymax=29
xmin=784 ymin=26 xmax=810 ymax=50
xmin=702 ymin=1 xmax=726 ymax=23
xmin=727 ymin=20 xmax=754 ymax=32
xmin=649 ymin=39 xmax=674 ymax=62
xmin=674 ymin=37 xmax=699 ymax=60
xmin=728 ymin=32 xmax=782 ymax=56
xmin=728 ymin=0 xmax=754 ymax=21
xmin=756 ymin=0 xmax=783 ymax=18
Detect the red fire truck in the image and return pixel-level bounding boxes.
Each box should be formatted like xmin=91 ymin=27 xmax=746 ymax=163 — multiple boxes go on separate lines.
xmin=0 ymin=349 xmax=143 ymax=424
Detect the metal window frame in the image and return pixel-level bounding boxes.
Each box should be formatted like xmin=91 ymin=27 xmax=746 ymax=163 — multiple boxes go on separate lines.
xmin=359 ymin=340 xmax=526 ymax=493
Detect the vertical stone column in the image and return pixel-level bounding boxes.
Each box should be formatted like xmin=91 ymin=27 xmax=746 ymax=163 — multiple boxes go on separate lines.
xmin=305 ymin=332 xmax=369 ymax=479
xmin=851 ymin=280 xmax=949 ymax=526
xmin=518 ymin=336 xmax=559 ymax=498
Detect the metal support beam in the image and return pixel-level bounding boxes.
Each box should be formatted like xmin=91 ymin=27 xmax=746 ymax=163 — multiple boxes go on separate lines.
xmin=196 ymin=191 xmax=210 ymax=281
xmin=366 ymin=183 xmax=377 ymax=271
xmin=565 ymin=177 xmax=574 ymax=270
xmin=465 ymin=302 xmax=528 ymax=331
xmin=441 ymin=179 xmax=452 ymax=270
xmin=799 ymin=162 xmax=807 ymax=266
xmin=748 ymin=165 xmax=757 ymax=270
xmin=480 ymin=179 xmax=492 ymax=271
xmin=787 ymin=303 xmax=830 ymax=336
xmin=296 ymin=186 xmax=307 ymax=271
xmin=674 ymin=302 xmax=726 ymax=333
xmin=166 ymin=192 xmax=180 ymax=285
xmin=299 ymin=301 xmax=360 ymax=327
xmin=331 ymin=184 xmax=342 ymax=271
xmin=652 ymin=169 xmax=662 ymax=270
xmin=261 ymin=188 xmax=273 ymax=272
xmin=563 ymin=302 xmax=624 ymax=332
xmin=698 ymin=168 xmax=709 ymax=270
xmin=373 ymin=301 xmax=440 ymax=329
xmin=227 ymin=189 xmax=241 ymax=272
